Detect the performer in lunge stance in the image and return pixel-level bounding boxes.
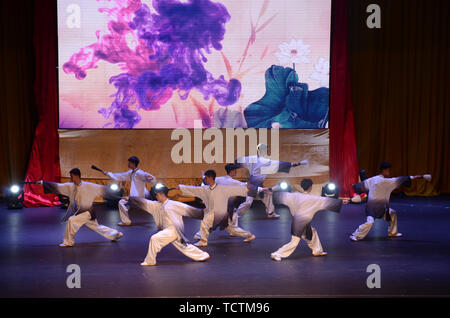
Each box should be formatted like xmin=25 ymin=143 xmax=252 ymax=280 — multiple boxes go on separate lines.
xmin=178 ymin=170 xmax=258 ymax=247
xmin=350 ymin=161 xmax=431 ymax=241
xmin=269 ymin=180 xmax=343 ymax=262
xmin=101 ymin=156 xmax=156 ymax=226
xmin=128 ymin=184 xmax=210 ymax=266
xmin=234 ymin=143 xmax=308 ymax=219
xmin=194 ymin=164 xmax=246 ymax=240
xmin=37 ymin=168 xmax=123 ymax=247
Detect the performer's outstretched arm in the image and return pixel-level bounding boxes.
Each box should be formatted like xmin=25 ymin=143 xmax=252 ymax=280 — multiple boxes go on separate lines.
xmin=38 ymin=181 xmax=72 ymax=197
xmin=177 ymin=185 xmax=208 ymax=202
xmin=104 ymin=170 xmax=132 ymax=181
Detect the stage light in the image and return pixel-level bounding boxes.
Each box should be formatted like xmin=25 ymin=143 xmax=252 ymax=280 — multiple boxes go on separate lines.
xmin=109 ymin=183 xmax=119 ymax=192
xmin=7 ymin=184 xmax=24 ymax=209
xmin=321 ymin=182 xmax=338 ymax=199
xmin=10 ymin=185 xmax=20 ymax=194
xmin=105 ymin=183 xmax=123 ymax=207
xmin=271 ymin=181 xmax=291 ymax=192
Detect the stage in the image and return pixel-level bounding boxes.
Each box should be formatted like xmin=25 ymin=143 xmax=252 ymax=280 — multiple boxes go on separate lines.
xmin=1 ymin=195 xmax=449 ymax=298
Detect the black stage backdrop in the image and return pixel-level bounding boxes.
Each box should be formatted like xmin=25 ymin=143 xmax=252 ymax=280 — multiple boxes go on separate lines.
xmin=0 ymin=0 xmax=449 ymax=195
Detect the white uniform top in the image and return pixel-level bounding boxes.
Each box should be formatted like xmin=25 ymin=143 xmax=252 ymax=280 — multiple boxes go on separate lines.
xmin=215 ymin=175 xmax=246 ymax=186
xmin=43 ymin=181 xmax=108 ymax=220
xmin=129 ymin=198 xmax=203 ymax=242
xmin=107 ymin=168 xmax=156 ymax=197
xmin=364 ymin=175 xmax=407 ymax=203
xmin=275 ymin=191 xmax=342 ymax=237
xmin=354 ymin=174 xmax=411 ymax=218
xmin=179 ymin=183 xmax=251 ymax=229
xmin=277 ymin=192 xmax=338 ymax=218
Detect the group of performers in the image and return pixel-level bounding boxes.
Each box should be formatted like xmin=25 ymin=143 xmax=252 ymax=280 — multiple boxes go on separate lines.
xmin=35 ymin=144 xmax=431 ymax=266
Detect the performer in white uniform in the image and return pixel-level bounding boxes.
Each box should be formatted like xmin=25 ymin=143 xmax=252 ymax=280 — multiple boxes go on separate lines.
xmin=350 ymin=162 xmax=430 ymax=241
xmin=235 ymin=143 xmax=308 ymax=219
xmin=178 ymin=170 xmax=258 ymax=247
xmin=128 ymin=185 xmax=210 ymax=266
xmin=38 ymin=168 xmax=124 ymax=247
xmin=102 ymin=156 xmax=156 ymax=226
xmin=270 ymin=181 xmax=343 ymax=261
xmin=194 ymin=164 xmax=246 ymax=240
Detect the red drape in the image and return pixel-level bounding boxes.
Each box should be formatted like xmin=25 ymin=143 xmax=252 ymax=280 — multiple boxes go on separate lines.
xmin=24 ymin=0 xmax=61 ymax=207
xmin=329 ymin=0 xmax=359 ymax=197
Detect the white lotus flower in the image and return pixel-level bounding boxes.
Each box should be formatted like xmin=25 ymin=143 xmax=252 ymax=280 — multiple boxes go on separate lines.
xmin=274 ymin=39 xmax=311 ymax=66
xmin=310 ymin=58 xmax=330 ymax=87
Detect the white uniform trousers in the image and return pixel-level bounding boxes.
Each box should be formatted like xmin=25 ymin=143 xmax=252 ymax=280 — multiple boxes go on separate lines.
xmin=63 ymin=211 xmax=120 ymax=246
xmin=199 ymin=212 xmax=252 ymax=242
xmin=118 ymin=198 xmax=132 ymax=225
xmin=271 ymin=227 xmax=324 ymax=259
xmin=144 ymin=226 xmax=210 ymax=265
xmin=351 ymin=208 xmax=399 ymax=240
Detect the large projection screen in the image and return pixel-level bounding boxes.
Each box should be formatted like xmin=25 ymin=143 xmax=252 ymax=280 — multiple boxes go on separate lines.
xmin=57 ymin=0 xmax=331 ymax=129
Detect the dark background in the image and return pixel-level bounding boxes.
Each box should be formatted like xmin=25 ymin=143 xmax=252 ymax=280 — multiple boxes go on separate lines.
xmin=1 ymin=0 xmax=449 ymax=194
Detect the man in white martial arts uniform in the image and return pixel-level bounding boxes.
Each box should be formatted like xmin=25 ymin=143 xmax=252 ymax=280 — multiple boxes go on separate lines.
xmin=350 ymin=162 xmax=430 ymax=241
xmin=178 ymin=170 xmax=259 ymax=247
xmin=234 ymin=143 xmax=308 ymax=219
xmin=38 ymin=168 xmax=124 ymax=247
xmin=102 ymin=156 xmax=156 ymax=226
xmin=194 ymin=164 xmax=246 ymax=240
xmin=128 ymin=184 xmax=210 ymax=266
xmin=269 ymin=181 xmax=343 ymax=261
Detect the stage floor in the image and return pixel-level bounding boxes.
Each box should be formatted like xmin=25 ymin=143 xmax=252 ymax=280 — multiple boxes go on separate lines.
xmin=1 ymin=195 xmax=450 ymax=298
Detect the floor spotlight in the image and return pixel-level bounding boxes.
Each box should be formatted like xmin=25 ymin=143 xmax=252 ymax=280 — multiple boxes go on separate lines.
xmin=7 ymin=184 xmax=24 ymax=209
xmin=279 ymin=181 xmax=290 ymax=192
xmin=109 ymin=183 xmax=119 ymax=192
xmin=270 ymin=181 xmax=291 ymax=193
xmin=106 ymin=183 xmax=123 ymax=207
xmin=321 ymin=182 xmax=338 ymax=199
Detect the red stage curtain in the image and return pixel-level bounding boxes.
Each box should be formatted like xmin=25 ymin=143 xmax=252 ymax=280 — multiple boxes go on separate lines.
xmin=329 ymin=0 xmax=359 ymax=197
xmin=24 ymin=0 xmax=61 ymax=207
